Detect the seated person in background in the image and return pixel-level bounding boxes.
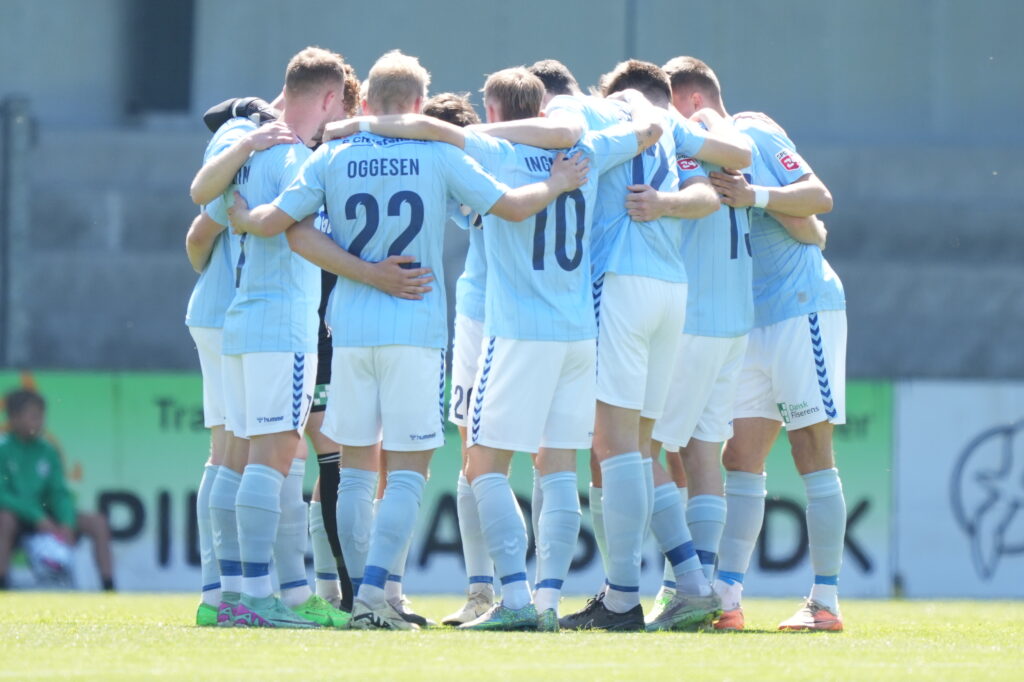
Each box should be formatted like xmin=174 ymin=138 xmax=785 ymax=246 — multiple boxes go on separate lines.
xmin=0 ymin=389 xmax=115 ymax=590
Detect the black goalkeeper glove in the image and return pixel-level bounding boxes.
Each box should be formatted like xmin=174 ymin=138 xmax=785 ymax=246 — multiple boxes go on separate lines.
xmin=202 ymin=97 xmax=280 ymax=132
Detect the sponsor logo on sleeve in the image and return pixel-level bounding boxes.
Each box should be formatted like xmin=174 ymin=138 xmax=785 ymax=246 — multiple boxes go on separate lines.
xmin=776 ymin=150 xmax=801 ymax=171
xmin=676 ymin=157 xmax=699 ymax=171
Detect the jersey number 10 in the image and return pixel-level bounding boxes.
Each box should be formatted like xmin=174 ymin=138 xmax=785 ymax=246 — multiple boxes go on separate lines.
xmin=532 ymin=189 xmax=585 ymax=272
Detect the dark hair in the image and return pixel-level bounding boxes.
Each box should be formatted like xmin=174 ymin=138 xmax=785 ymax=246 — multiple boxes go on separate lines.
xmin=662 ymin=56 xmax=722 ymax=100
xmin=600 ymin=59 xmax=671 ymax=104
xmin=422 ymin=92 xmax=480 ymax=127
xmin=5 ymin=389 xmax=44 ymax=417
xmin=527 ymin=59 xmax=580 ymax=96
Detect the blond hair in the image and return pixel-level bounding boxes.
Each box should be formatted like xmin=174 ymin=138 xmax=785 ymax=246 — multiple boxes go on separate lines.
xmin=483 ymin=67 xmax=544 ymax=121
xmin=367 ymin=50 xmax=430 ymax=114
xmin=284 ymin=46 xmax=347 ymax=98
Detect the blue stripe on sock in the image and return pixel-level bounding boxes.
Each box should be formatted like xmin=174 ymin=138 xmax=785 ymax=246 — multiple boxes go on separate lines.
xmin=666 ymin=540 xmax=696 ymax=567
xmin=202 ymin=581 xmax=221 ymax=592
xmin=362 ymin=565 xmax=389 ymax=589
xmin=814 ymin=574 xmax=839 ymax=586
xmin=241 ymin=562 xmax=270 ymax=578
xmin=696 ymin=549 xmax=717 ymax=566
xmin=719 ymin=570 xmax=744 ymax=585
xmin=536 ymin=578 xmax=563 ymax=590
xmin=219 ymin=560 xmax=242 ymax=576
xmin=315 ymin=572 xmax=338 ymax=581
xmin=662 ymin=580 xmax=677 ymax=589
xmin=469 ymin=575 xmax=494 ymax=585
xmin=607 ymin=582 xmax=640 ymax=593
xmin=499 ymin=572 xmax=528 ymax=585
xmin=387 ymin=574 xmax=402 ymax=583
xmin=280 ymin=579 xmax=308 ymax=590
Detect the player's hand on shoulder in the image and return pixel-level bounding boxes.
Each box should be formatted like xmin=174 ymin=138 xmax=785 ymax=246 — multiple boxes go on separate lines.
xmin=322 ymin=119 xmax=361 ymax=143
xmin=709 ymin=169 xmax=754 ymax=208
xmin=690 ymin=107 xmax=724 ymax=128
xmin=549 ymin=151 xmax=590 ymax=193
xmin=368 ymin=255 xmax=435 ymax=300
xmin=243 ymin=121 xmax=298 ymax=152
xmin=625 ymin=184 xmax=664 ymax=222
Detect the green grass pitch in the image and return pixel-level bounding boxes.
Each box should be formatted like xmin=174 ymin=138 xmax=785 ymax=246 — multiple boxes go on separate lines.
xmin=1 ymin=593 xmax=1021 ymax=680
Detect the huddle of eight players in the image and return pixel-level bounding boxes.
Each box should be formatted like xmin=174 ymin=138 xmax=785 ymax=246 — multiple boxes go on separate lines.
xmin=184 ymin=46 xmax=846 ymax=633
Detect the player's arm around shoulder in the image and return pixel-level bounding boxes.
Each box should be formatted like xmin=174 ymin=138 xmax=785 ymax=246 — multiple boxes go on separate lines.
xmin=626 ymin=175 xmax=719 ymax=222
xmin=285 ymin=219 xmax=434 ymax=300
xmin=189 ymin=121 xmax=297 ymax=205
xmin=185 ymin=211 xmax=227 ymax=272
xmin=687 ymin=108 xmax=752 ymax=171
xmin=323 ymin=114 xmax=467 ymax=149
xmin=488 ymin=151 xmax=591 ymax=223
xmin=474 ymin=116 xmax=584 ymax=150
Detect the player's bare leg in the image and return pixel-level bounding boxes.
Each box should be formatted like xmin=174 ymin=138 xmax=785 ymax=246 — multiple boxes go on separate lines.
xmin=779 ymin=419 xmax=845 ymax=631
xmin=75 ymin=512 xmax=114 ymax=590
xmin=532 ymin=447 xmax=581 ymax=629
xmin=714 ymin=417 xmax=780 ymax=629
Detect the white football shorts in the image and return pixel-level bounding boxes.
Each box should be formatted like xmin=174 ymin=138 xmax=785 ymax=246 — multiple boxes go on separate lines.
xmin=189 ymin=326 xmax=226 ymax=428
xmin=222 ymin=351 xmax=315 ymax=438
xmin=449 ymin=313 xmax=484 ymax=428
xmin=323 ymin=345 xmax=446 ymax=452
xmin=654 ymin=333 xmax=749 ymax=451
xmin=733 ymin=310 xmax=847 ymax=431
xmin=595 ymin=273 xmax=688 ymax=420
xmin=469 ymin=336 xmax=596 ymax=453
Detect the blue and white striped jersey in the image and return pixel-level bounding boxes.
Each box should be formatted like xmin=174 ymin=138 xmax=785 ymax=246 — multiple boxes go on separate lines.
xmin=675 ymin=124 xmax=755 ymax=338
xmin=591 ymin=109 xmax=707 ymax=284
xmin=221 ymin=141 xmax=320 ymax=355
xmin=462 ymin=127 xmax=638 ymax=342
xmin=547 ymin=95 xmax=709 ymax=283
xmin=452 ymin=203 xmax=486 ymax=323
xmin=273 ymin=133 xmax=510 ymax=349
xmin=733 ymin=113 xmax=845 ymax=327
xmin=185 ymin=117 xmax=255 ymax=329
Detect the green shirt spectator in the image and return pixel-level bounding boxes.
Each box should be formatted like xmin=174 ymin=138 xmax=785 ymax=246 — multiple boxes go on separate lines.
xmin=0 ymin=432 xmax=77 ymax=530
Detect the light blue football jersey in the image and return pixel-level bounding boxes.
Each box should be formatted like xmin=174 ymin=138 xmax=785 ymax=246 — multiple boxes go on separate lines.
xmin=546 ymin=96 xmax=708 ymax=284
xmin=221 ymin=141 xmax=320 ymax=355
xmin=462 ymin=127 xmax=638 ymax=342
xmin=452 ymin=203 xmax=486 ymax=323
xmin=185 ymin=117 xmax=256 ymax=329
xmin=675 ymin=127 xmax=755 ymax=338
xmin=273 ymin=133 xmax=510 ymax=349
xmin=732 ymin=113 xmax=846 ymax=327
xmin=591 ymin=110 xmax=708 ymax=284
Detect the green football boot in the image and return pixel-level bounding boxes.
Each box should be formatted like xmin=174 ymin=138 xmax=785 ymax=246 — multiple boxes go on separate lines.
xmin=196 ymin=602 xmax=219 ymax=627
xmin=536 ymin=608 xmax=560 ymax=633
xmin=291 ymin=594 xmax=351 ymax=628
xmin=459 ymin=602 xmax=538 ymax=631
xmin=233 ymin=594 xmax=320 ymax=628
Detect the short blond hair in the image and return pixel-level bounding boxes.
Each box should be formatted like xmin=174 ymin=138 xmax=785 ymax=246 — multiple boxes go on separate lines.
xmin=483 ymin=67 xmax=544 ymax=121
xmin=367 ymin=50 xmax=430 ymax=114
xmin=284 ymin=46 xmax=347 ymax=98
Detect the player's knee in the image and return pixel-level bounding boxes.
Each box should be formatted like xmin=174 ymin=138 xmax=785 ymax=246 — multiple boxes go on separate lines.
xmin=787 ymin=421 xmax=835 ymax=472
xmin=721 ymin=441 xmax=763 ymax=473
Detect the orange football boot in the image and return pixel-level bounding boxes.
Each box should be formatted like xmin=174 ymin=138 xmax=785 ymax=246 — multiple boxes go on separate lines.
xmin=777 ymin=599 xmax=843 ymax=632
xmin=713 ymin=608 xmax=745 ymax=631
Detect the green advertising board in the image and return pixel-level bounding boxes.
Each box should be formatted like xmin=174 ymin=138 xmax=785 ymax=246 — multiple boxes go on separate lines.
xmin=0 ymin=371 xmax=891 ymax=596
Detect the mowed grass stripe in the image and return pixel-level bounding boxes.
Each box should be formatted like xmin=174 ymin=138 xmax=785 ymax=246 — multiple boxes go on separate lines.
xmin=0 ymin=594 xmax=1021 ymax=681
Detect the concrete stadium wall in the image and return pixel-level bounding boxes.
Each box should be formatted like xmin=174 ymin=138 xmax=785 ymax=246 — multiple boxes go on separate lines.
xmin=1 ymin=0 xmax=1022 ymax=376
